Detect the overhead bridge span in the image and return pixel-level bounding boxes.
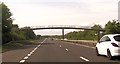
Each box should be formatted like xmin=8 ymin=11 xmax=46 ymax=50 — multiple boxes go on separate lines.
xmin=21 ymin=25 xmax=105 ymax=41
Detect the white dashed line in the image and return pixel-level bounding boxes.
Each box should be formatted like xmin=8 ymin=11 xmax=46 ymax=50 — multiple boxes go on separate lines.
xmin=19 ymin=38 xmax=47 ymax=63
xmin=80 ymin=56 xmax=89 ymax=62
xmin=37 ymin=45 xmax=41 ymax=47
xmin=34 ymin=47 xmax=38 ymax=50
xmin=24 ymin=56 xmax=29 ymax=60
xmin=27 ymin=54 xmax=31 ymax=57
xmin=65 ymin=48 xmax=69 ymax=51
xmin=20 ymin=60 xmax=25 ymax=63
xmin=59 ymin=45 xmax=61 ymax=47
xmin=30 ymin=51 xmax=34 ymax=54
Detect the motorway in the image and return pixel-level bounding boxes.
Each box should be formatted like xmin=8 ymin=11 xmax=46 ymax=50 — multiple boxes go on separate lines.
xmin=2 ymin=38 xmax=120 ymax=63
xmin=21 ymin=38 xmax=119 ymax=62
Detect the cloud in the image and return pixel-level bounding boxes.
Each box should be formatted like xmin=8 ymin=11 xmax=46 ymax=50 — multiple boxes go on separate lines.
xmin=1 ymin=0 xmax=119 ymax=35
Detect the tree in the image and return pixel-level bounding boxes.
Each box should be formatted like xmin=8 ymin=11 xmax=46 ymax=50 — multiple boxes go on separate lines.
xmin=0 ymin=2 xmax=2 ymax=44
xmin=10 ymin=24 xmax=26 ymax=41
xmin=1 ymin=3 xmax=38 ymax=44
xmin=36 ymin=35 xmax=41 ymax=39
xmin=65 ymin=24 xmax=102 ymax=41
xmin=104 ymin=20 xmax=120 ymax=34
xmin=21 ymin=27 xmax=36 ymax=40
xmin=91 ymin=24 xmax=103 ymax=40
xmin=1 ymin=3 xmax=13 ymax=44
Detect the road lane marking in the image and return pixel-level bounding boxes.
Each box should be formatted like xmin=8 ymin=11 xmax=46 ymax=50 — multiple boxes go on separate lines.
xmin=80 ymin=56 xmax=89 ymax=62
xmin=41 ymin=38 xmax=47 ymax=44
xmin=27 ymin=54 xmax=31 ymax=57
xmin=65 ymin=48 xmax=69 ymax=51
xmin=20 ymin=60 xmax=25 ymax=63
xmin=19 ymin=38 xmax=47 ymax=63
xmin=59 ymin=45 xmax=61 ymax=47
xmin=34 ymin=47 xmax=38 ymax=50
xmin=24 ymin=56 xmax=29 ymax=60
xmin=30 ymin=52 xmax=33 ymax=54
xmin=37 ymin=45 xmax=41 ymax=47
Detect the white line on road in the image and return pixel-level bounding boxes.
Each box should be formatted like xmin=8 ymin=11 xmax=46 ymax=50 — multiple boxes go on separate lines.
xmin=27 ymin=54 xmax=31 ymax=57
xmin=37 ymin=45 xmax=41 ymax=47
xmin=24 ymin=56 xmax=29 ymax=60
xmin=65 ymin=48 xmax=69 ymax=51
xmin=30 ymin=51 xmax=34 ymax=54
xmin=80 ymin=56 xmax=89 ymax=62
xmin=19 ymin=38 xmax=47 ymax=63
xmin=41 ymin=38 xmax=47 ymax=44
xmin=34 ymin=47 xmax=38 ymax=50
xmin=59 ymin=45 xmax=61 ymax=48
xmin=20 ymin=60 xmax=25 ymax=63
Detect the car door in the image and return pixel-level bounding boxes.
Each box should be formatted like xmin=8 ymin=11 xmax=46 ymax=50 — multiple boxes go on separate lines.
xmin=101 ymin=36 xmax=111 ymax=55
xmin=97 ymin=36 xmax=106 ymax=55
xmin=98 ymin=36 xmax=111 ymax=55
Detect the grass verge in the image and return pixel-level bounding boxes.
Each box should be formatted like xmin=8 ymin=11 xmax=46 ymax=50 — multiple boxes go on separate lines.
xmin=2 ymin=39 xmax=44 ymax=53
xmin=0 ymin=45 xmax=2 ymax=53
xmin=60 ymin=39 xmax=97 ymax=47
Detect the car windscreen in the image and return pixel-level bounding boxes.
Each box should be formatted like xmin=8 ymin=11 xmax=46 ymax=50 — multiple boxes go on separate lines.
xmin=114 ymin=35 xmax=120 ymax=42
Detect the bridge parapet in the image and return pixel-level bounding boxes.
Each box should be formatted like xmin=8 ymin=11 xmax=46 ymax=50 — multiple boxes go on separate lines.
xmin=20 ymin=25 xmax=104 ymax=41
xmin=29 ymin=25 xmax=91 ymax=29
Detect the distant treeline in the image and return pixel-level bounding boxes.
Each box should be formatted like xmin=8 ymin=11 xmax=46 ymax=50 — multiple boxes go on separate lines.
xmin=1 ymin=3 xmax=120 ymax=44
xmin=1 ymin=3 xmax=41 ymax=44
xmin=65 ymin=20 xmax=120 ymax=41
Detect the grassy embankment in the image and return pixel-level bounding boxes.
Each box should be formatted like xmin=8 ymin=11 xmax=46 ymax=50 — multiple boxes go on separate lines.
xmin=0 ymin=45 xmax=2 ymax=53
xmin=2 ymin=38 xmax=44 ymax=53
xmin=60 ymin=39 xmax=97 ymax=46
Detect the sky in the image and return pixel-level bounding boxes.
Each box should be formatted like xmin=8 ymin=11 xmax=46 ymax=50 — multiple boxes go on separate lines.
xmin=1 ymin=0 xmax=119 ymax=35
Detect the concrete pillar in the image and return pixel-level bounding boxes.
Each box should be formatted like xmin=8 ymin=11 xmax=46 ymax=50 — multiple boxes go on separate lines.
xmin=62 ymin=29 xmax=64 ymax=40
xmin=97 ymin=30 xmax=100 ymax=42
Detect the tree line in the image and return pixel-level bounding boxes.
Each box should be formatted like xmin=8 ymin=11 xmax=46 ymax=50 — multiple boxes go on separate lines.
xmin=1 ymin=3 xmax=120 ymax=44
xmin=65 ymin=20 xmax=120 ymax=41
xmin=1 ymin=3 xmax=41 ymax=44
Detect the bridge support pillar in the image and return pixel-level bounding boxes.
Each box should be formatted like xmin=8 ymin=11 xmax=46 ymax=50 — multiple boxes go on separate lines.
xmin=97 ymin=30 xmax=100 ymax=42
xmin=62 ymin=29 xmax=64 ymax=40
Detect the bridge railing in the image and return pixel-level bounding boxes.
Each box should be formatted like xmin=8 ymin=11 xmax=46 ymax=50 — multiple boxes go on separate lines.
xmin=29 ymin=25 xmax=91 ymax=29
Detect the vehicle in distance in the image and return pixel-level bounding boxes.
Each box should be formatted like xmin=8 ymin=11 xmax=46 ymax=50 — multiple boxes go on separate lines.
xmin=96 ymin=34 xmax=120 ymax=60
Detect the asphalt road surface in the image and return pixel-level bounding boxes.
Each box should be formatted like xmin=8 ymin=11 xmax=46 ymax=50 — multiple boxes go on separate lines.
xmin=2 ymin=38 xmax=120 ymax=63
xmin=21 ymin=38 xmax=120 ymax=62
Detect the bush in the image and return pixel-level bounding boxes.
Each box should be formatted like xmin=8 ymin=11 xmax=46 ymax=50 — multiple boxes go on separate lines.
xmin=10 ymin=31 xmax=26 ymax=41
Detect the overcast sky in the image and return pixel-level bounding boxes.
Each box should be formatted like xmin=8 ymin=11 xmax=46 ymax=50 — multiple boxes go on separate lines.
xmin=1 ymin=0 xmax=119 ymax=35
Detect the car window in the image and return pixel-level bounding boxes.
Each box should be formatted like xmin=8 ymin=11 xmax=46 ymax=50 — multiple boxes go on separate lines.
xmin=100 ymin=37 xmax=106 ymax=42
xmin=100 ymin=36 xmax=111 ymax=43
xmin=104 ymin=36 xmax=111 ymax=41
xmin=114 ymin=35 xmax=120 ymax=42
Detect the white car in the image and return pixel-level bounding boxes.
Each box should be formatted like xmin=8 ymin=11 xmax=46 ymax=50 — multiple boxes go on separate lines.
xmin=64 ymin=38 xmax=68 ymax=40
xmin=96 ymin=34 xmax=120 ymax=60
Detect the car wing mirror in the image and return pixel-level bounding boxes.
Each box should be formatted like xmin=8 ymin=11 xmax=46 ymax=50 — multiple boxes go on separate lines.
xmin=98 ymin=41 xmax=101 ymax=43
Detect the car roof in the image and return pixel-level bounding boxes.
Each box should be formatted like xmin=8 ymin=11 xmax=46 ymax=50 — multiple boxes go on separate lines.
xmin=104 ymin=34 xmax=120 ymax=37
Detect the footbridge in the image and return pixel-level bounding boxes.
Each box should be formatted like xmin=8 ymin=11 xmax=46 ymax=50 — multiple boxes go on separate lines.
xmin=21 ymin=25 xmax=105 ymax=41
